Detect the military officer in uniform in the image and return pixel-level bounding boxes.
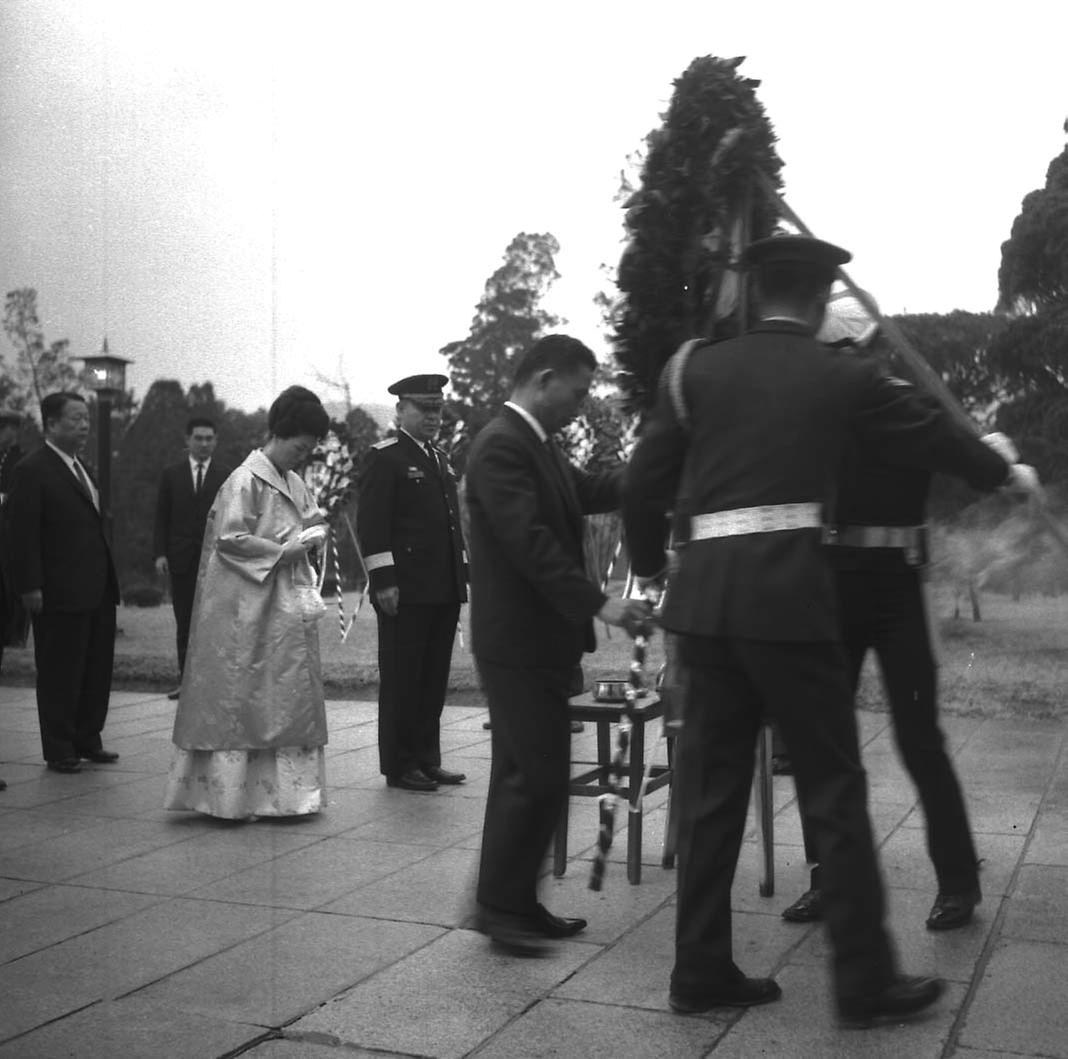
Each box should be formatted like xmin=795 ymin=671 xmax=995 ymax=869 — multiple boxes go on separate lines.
xmin=357 ymin=374 xmax=468 ymax=792
xmin=781 ymin=293 xmax=998 ymax=931
xmin=623 ymin=235 xmax=1039 ymax=1025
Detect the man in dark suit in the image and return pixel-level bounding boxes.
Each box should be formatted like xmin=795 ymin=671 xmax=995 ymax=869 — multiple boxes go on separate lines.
xmin=623 ymin=236 xmax=1039 ymax=1025
xmin=466 ymin=335 xmax=649 ymax=955
xmin=357 ymin=374 xmax=469 ymax=792
xmin=0 ymin=409 xmax=28 ymax=791
xmin=154 ymin=416 xmax=228 ymax=698
xmin=7 ymin=392 xmax=121 ymax=774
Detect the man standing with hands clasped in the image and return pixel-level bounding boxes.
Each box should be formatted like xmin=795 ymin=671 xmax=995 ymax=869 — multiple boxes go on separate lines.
xmin=466 ymin=335 xmax=650 ymax=955
xmin=622 ymin=236 xmax=1041 ymax=1025
xmin=6 ymin=392 xmax=120 ymax=774
xmin=154 ymin=417 xmax=229 ymax=699
xmin=357 ymin=374 xmax=469 ymax=792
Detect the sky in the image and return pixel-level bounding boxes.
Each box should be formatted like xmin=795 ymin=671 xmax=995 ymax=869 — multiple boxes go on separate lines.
xmin=1 ymin=0 xmax=1066 ymax=413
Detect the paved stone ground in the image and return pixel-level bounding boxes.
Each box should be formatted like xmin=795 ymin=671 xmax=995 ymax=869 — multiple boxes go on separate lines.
xmin=0 ymin=683 xmax=1065 ymax=1058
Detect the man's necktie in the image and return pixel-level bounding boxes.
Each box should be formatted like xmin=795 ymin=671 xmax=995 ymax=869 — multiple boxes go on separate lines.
xmin=73 ymin=459 xmax=98 ymax=510
xmin=195 ymin=462 xmax=204 ymax=494
xmin=424 ymin=443 xmax=438 ymax=472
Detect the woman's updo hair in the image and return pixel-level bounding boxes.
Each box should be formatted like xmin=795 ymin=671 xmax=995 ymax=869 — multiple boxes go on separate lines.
xmin=267 ymin=385 xmax=330 ymax=440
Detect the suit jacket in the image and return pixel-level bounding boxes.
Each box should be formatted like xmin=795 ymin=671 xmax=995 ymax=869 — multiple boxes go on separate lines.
xmin=154 ymin=458 xmax=230 ymax=576
xmin=6 ymin=445 xmax=119 ymax=612
xmin=623 ymin=320 xmax=1009 ymax=642
xmin=465 ymin=406 xmax=621 ymax=669
xmin=356 ymin=432 xmax=468 ymax=605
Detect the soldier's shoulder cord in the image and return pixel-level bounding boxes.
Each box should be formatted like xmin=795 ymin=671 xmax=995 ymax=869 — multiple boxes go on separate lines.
xmin=663 ymin=338 xmax=708 ymax=433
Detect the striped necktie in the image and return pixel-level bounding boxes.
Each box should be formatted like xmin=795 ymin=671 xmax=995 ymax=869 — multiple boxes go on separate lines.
xmin=73 ymin=459 xmax=98 ymax=510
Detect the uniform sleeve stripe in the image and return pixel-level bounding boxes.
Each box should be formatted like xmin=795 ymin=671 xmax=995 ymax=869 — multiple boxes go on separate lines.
xmin=365 ymin=552 xmax=395 ymax=571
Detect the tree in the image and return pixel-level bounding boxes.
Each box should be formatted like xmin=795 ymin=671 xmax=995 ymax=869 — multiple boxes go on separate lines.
xmin=987 ymin=139 xmax=1068 ymax=485
xmin=2 ymin=288 xmax=83 ymax=416
xmin=439 ymin=232 xmax=562 ymax=466
xmin=344 ymin=405 xmax=381 ymax=464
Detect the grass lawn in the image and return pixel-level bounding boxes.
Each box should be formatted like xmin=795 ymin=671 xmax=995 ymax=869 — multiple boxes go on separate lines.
xmin=2 ymin=581 xmax=1063 ymax=717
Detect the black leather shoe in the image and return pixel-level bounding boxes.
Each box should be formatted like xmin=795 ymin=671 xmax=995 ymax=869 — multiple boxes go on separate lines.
xmin=386 ymin=769 xmax=438 ymax=792
xmin=670 ymin=975 xmax=782 ymax=1013
xmin=422 ymin=765 xmax=466 ymax=785
xmin=166 ymin=687 xmax=181 ymax=700
xmin=569 ymin=720 xmax=585 ymax=733
xmin=475 ymin=907 xmax=548 ymax=957
xmin=80 ymin=749 xmax=119 ymax=763
xmin=533 ymin=903 xmax=587 ymax=938
xmin=782 ymin=887 xmax=824 ymax=923
xmin=0 ymin=777 xmax=7 ymax=791
xmin=771 ymin=754 xmax=793 ymax=775
xmin=839 ymin=975 xmax=946 ymax=1027
xmin=47 ymin=757 xmax=82 ymax=774
xmin=926 ymin=886 xmax=981 ymax=931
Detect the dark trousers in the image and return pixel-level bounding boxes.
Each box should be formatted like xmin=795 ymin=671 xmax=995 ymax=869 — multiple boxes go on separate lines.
xmin=674 ymin=635 xmax=895 ymax=1005
xmin=169 ymin=567 xmax=198 ymax=676
xmin=376 ymin=602 xmax=459 ymax=777
xmin=475 ymin=658 xmax=572 ymax=917
xmin=799 ymin=569 xmax=978 ymax=894
xmin=32 ymin=603 xmax=116 ymax=762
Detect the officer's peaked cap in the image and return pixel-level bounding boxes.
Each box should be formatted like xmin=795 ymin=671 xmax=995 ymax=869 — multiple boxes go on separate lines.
xmin=388 ymin=374 xmax=448 ymax=402
xmin=742 ymin=235 xmax=851 ymax=272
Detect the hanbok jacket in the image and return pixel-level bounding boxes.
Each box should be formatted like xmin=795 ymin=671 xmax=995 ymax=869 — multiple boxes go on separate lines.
xmin=172 ymin=449 xmax=328 ymax=750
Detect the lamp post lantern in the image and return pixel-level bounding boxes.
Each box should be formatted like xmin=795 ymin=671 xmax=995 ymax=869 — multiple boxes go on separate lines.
xmin=79 ymin=338 xmax=131 ymax=542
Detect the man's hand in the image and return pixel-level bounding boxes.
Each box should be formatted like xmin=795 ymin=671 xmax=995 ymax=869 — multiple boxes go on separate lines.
xmin=1005 ymin=463 xmax=1045 ymax=503
xmin=375 ymin=586 xmax=400 ymax=617
xmin=981 ymin=432 xmax=1020 ymax=464
xmin=154 ymin=556 xmax=169 ymax=577
xmin=21 ymin=589 xmax=43 ymax=615
xmin=598 ymin=597 xmax=652 ymax=637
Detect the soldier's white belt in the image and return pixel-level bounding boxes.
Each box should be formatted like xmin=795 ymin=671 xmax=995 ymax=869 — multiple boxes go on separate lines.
xmin=690 ymin=503 xmax=822 ymax=540
xmin=824 ymin=524 xmax=927 ymax=549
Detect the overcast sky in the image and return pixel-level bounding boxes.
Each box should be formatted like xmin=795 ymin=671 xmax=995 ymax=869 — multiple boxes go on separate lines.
xmin=1 ymin=0 xmax=1066 ymax=413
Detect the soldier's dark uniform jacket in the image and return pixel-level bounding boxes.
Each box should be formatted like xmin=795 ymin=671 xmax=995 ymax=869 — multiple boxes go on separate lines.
xmin=357 ymin=431 xmax=468 ymax=604
xmin=826 ymin=377 xmax=935 ymax=572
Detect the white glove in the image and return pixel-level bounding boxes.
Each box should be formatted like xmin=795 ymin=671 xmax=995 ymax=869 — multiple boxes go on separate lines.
xmin=1005 ymin=463 xmax=1044 ymax=501
xmin=982 ymin=432 xmax=1019 ymax=464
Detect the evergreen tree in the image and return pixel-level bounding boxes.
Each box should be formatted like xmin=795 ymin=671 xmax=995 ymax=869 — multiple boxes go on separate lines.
xmin=439 ymin=232 xmax=562 ymax=467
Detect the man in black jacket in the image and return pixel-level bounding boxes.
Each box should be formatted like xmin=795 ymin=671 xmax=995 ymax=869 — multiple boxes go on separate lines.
xmin=153 ymin=416 xmax=229 ymax=698
xmin=466 ymin=335 xmax=649 ymax=955
xmin=357 ymin=375 xmax=468 ymax=792
xmin=0 ymin=409 xmax=28 ymax=791
xmin=622 ymin=236 xmax=1039 ymax=1025
xmin=7 ymin=392 xmax=120 ymax=774
xmin=781 ymin=294 xmax=994 ymax=932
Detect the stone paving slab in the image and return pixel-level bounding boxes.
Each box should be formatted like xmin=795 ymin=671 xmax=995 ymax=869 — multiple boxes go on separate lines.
xmin=290 ymin=928 xmax=595 ymax=1058
xmin=1 ymin=687 xmax=1066 ymax=1056
xmin=957 ymin=940 xmax=1068 ymax=1057
xmin=472 ymin=997 xmax=731 ymax=1058
xmin=134 ymin=912 xmax=444 ymax=1028
xmin=0 ymin=997 xmax=260 ymax=1059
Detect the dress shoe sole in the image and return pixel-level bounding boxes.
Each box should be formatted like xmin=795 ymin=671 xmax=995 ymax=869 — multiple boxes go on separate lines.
xmin=386 ymin=781 xmax=438 ymax=792
xmin=838 ymin=980 xmax=946 ymax=1028
xmin=670 ymin=982 xmax=782 ymax=1013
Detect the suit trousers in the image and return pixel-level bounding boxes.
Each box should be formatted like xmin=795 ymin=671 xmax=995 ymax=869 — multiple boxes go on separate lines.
xmin=376 ymin=602 xmax=459 ymax=777
xmin=32 ymin=603 xmax=116 ymax=762
xmin=798 ymin=569 xmax=978 ymax=894
xmin=673 ymin=635 xmax=896 ymax=1005
xmin=169 ymin=566 xmax=198 ymax=676
xmin=475 ymin=658 xmax=572 ymax=917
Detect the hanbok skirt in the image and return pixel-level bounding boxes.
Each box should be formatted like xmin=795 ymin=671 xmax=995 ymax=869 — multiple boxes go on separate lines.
xmin=163 ymin=746 xmax=326 ymax=820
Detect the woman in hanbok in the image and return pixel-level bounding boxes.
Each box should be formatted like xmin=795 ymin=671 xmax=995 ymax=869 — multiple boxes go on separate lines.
xmin=163 ymin=386 xmax=331 ymax=819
